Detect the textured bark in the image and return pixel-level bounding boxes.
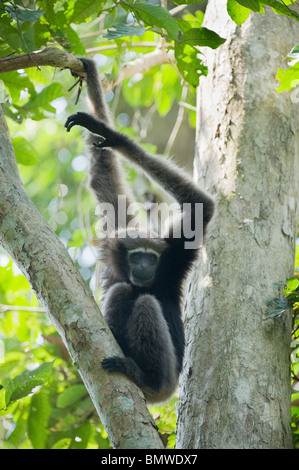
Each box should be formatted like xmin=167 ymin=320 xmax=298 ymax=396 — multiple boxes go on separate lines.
xmin=0 ymin=107 xmax=163 ymax=449
xmin=177 ymin=3 xmax=299 ymax=449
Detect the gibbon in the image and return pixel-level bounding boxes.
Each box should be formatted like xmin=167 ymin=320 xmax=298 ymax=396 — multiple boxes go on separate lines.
xmin=65 ymin=58 xmax=214 ymax=403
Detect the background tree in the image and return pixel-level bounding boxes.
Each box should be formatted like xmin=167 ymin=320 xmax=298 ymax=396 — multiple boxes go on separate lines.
xmin=0 ymin=0 xmax=298 ymax=449
xmin=177 ymin=0 xmax=299 ymax=449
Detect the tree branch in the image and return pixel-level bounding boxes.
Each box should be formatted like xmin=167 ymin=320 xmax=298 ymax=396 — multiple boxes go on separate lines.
xmin=0 ymin=46 xmax=174 ymax=92
xmin=0 ymin=105 xmax=163 ymax=449
xmin=0 ymin=47 xmax=85 ymax=76
xmin=0 ymin=304 xmax=46 ymax=312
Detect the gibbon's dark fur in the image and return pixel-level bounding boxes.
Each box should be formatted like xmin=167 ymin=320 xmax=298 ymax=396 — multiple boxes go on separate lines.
xmin=65 ymin=58 xmax=215 ymax=403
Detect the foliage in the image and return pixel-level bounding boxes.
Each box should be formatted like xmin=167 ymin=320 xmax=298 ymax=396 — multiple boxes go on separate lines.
xmin=0 ymin=259 xmax=109 ymax=448
xmin=276 ymin=44 xmax=299 ymax=93
xmin=0 ymin=0 xmax=298 ymax=450
xmin=0 ymin=258 xmax=177 ymax=448
xmin=0 ymin=0 xmax=226 ymax=99
xmin=227 ymin=0 xmax=299 ymax=94
xmin=267 ymin=244 xmax=299 ymax=448
xmin=232 ymin=0 xmax=299 ymax=21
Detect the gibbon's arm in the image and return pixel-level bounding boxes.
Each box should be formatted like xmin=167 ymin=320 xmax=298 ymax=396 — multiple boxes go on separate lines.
xmin=79 ymin=59 xmax=135 ymax=229
xmin=65 ymin=112 xmax=215 ymax=231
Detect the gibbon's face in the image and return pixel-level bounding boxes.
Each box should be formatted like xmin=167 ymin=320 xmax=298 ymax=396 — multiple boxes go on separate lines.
xmin=127 ymin=248 xmax=160 ymax=287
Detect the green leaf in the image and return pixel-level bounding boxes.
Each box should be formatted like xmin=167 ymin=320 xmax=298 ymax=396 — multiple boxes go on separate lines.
xmin=23 ymin=83 xmax=63 ymax=110
xmin=56 ymin=384 xmax=87 ymax=409
xmin=262 ymin=0 xmax=299 ymax=19
xmin=285 ymin=278 xmax=299 ymax=293
xmin=12 ymin=136 xmax=39 ymax=165
xmin=175 ymin=43 xmax=207 ymax=86
xmin=129 ymin=2 xmax=179 ymax=40
xmin=174 ymin=28 xmax=225 ymax=86
xmin=66 ymin=26 xmax=86 ymax=55
xmin=0 ymin=16 xmax=23 ymax=50
xmin=51 ymin=438 xmax=72 ymax=449
xmin=41 ymin=0 xmax=56 ymax=24
xmin=70 ymin=0 xmax=104 ymax=24
xmin=104 ymin=24 xmax=146 ymax=39
xmin=288 ymin=44 xmax=299 ymax=60
xmin=32 ymin=22 xmax=51 ymax=49
xmin=5 ymin=361 xmax=54 ymax=405
xmin=71 ymin=421 xmax=91 ymax=449
xmin=276 ymin=62 xmax=299 ymax=92
xmin=2 ymin=71 xmax=35 ymax=102
xmin=28 ymin=389 xmax=52 ymax=449
xmin=178 ymin=27 xmax=226 ymax=50
xmin=235 ymin=0 xmax=262 ymax=11
xmin=227 ymin=0 xmax=251 ymax=25
xmin=267 ymin=297 xmax=289 ymax=318
xmin=5 ymin=5 xmax=45 ymax=23
xmin=6 ymin=407 xmax=27 ymax=447
xmin=176 ymin=11 xmax=204 ymax=33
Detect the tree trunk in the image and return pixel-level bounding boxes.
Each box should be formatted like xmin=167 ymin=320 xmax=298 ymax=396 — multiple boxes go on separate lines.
xmin=177 ymin=2 xmax=299 ymax=449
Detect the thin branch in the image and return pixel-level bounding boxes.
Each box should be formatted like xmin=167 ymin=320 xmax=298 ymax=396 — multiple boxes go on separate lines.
xmin=108 ymin=47 xmax=175 ymax=91
xmin=169 ymin=4 xmax=189 ymax=16
xmin=85 ymin=41 xmax=159 ymax=53
xmin=0 ymin=304 xmax=45 ymax=313
xmin=178 ymin=101 xmax=197 ymax=112
xmin=164 ymin=85 xmax=188 ymax=156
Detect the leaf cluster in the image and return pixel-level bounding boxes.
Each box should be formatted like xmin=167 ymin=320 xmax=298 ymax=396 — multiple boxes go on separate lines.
xmin=276 ymin=45 xmax=299 ymax=93
xmin=266 ymin=245 xmax=299 ymax=448
xmin=0 ymin=261 xmax=110 ymax=448
xmin=0 ymin=257 xmax=178 ymax=448
xmin=227 ymin=0 xmax=299 ymax=25
xmin=227 ymin=1 xmax=299 ymax=93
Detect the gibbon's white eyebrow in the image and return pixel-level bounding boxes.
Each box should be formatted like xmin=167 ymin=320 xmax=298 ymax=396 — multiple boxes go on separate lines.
xmin=128 ymin=248 xmax=161 ymax=257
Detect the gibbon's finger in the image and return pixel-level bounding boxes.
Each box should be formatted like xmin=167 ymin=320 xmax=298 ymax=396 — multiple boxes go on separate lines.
xmin=65 ymin=113 xmax=94 ymax=132
xmin=65 ymin=121 xmax=76 ymax=132
xmin=64 ymin=115 xmax=77 ymax=132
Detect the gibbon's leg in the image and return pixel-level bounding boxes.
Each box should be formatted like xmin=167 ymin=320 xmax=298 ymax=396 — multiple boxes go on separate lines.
xmin=79 ymin=59 xmax=134 ymax=229
xmin=101 ymin=282 xmax=134 ymax=353
xmin=102 ymin=294 xmax=178 ymax=399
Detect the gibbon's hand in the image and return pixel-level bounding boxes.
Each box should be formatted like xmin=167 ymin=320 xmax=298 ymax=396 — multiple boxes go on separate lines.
xmin=64 ymin=112 xmax=117 ymax=148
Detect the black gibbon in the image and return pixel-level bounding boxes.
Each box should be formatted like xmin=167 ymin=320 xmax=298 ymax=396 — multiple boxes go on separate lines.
xmin=65 ymin=58 xmax=215 ymax=403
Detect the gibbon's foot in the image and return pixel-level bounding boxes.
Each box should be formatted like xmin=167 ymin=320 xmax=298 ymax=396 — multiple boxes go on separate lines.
xmin=101 ymin=356 xmax=126 ymax=373
xmin=102 ymin=356 xmax=145 ymax=390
